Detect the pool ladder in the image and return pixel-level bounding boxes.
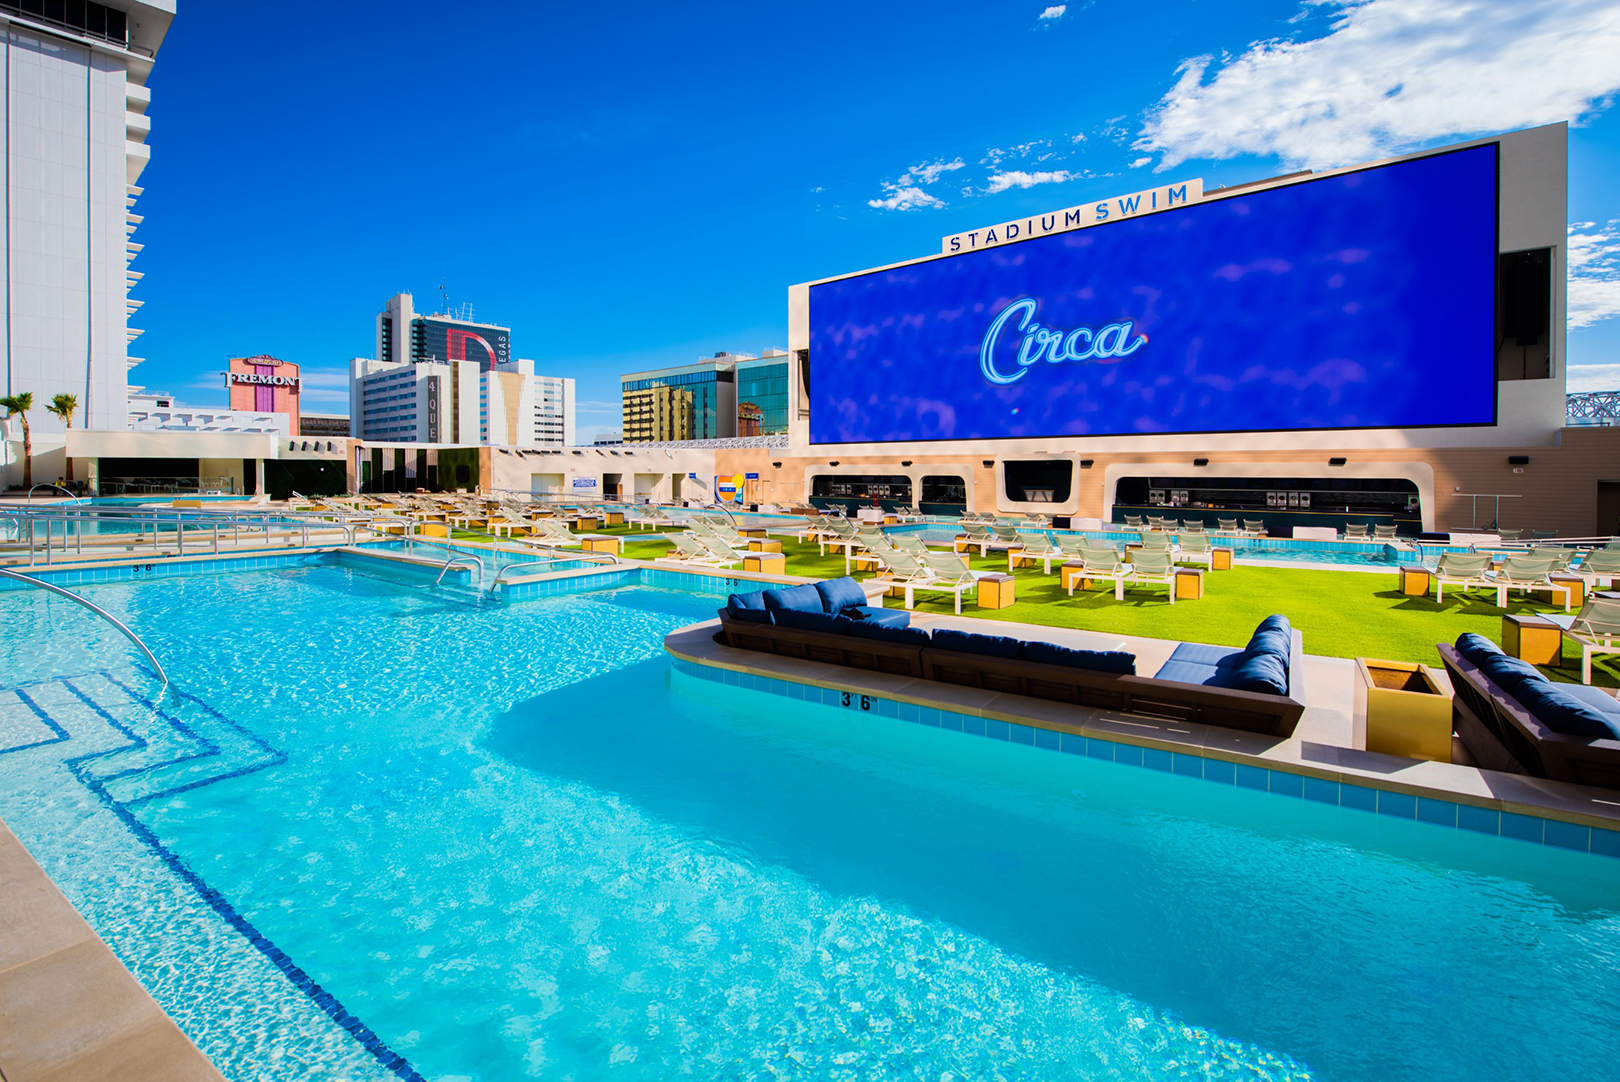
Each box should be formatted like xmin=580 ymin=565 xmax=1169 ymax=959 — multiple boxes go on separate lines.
xmin=0 ymin=566 xmax=168 ymax=689
xmin=434 ymin=554 xmax=485 ymax=587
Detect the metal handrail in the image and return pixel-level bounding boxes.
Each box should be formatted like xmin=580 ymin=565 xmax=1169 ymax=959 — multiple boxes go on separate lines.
xmin=0 ymin=566 xmax=167 ymax=688
xmin=434 ymin=554 xmax=484 ymax=587
xmin=28 ymin=483 xmax=80 ymax=504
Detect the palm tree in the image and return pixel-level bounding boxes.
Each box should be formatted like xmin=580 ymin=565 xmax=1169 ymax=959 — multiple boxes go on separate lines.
xmin=47 ymin=393 xmax=78 ymax=487
xmin=0 ymin=391 xmax=34 ymax=491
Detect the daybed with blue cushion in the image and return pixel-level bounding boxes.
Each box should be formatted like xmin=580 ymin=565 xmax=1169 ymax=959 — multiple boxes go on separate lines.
xmin=1438 ymin=633 xmax=1620 ymax=788
xmin=716 ymin=577 xmax=1305 ymax=737
xmin=717 ymin=578 xmax=926 ymax=676
xmin=924 ymin=615 xmax=1304 ymax=736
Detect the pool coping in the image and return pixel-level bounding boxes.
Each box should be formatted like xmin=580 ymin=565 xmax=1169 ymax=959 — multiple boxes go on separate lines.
xmin=0 ymin=819 xmax=226 ymax=1081
xmin=664 ymin=623 xmax=1620 ymax=857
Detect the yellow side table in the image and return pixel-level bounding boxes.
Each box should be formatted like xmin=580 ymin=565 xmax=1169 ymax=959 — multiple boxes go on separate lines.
xmin=851 ymin=555 xmax=881 ymax=574
xmin=1212 ymin=547 xmax=1233 ymax=570
xmin=1502 ymin=613 xmax=1562 ymax=665
xmin=747 ymin=538 xmax=783 ymax=553
xmin=743 ymin=552 xmax=787 ymax=575
xmin=574 ymin=516 xmax=600 ymax=532
xmin=604 ymin=511 xmax=625 ymax=526
xmin=1551 ymin=573 xmax=1586 ymax=611
xmin=977 ymin=573 xmax=1016 ymax=609
xmin=1174 ymin=567 xmax=1205 ymax=600
xmin=583 ymin=537 xmax=621 ymax=555
xmin=738 ymin=527 xmax=769 ymax=538
xmin=1398 ymin=565 xmax=1431 ymax=596
xmin=1060 ymin=561 xmax=1092 ymax=593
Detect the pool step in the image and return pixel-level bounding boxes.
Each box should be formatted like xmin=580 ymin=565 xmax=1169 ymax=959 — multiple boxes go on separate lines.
xmin=1 ymin=674 xmax=285 ymax=806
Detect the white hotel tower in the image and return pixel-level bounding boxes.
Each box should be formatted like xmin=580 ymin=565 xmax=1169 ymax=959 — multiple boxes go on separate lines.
xmin=0 ymin=1 xmax=173 ymax=434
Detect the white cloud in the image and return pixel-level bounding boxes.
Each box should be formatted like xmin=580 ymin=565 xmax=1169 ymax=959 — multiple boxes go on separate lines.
xmin=1038 ymin=5 xmax=1067 ymax=22
xmin=1128 ymin=156 xmax=1152 ymax=168
xmin=1568 ymin=364 xmax=1620 ymax=393
xmin=868 ymin=186 xmax=946 ymax=211
xmin=1134 ymin=0 xmax=1620 ymax=171
xmin=1569 ymin=219 xmax=1620 ymax=330
xmin=867 ymin=158 xmax=964 ymax=211
xmin=982 ymin=169 xmax=1076 ymax=194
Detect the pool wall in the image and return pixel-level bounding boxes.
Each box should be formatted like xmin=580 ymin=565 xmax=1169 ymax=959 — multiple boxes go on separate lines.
xmin=666 ymin=627 xmax=1620 ymax=861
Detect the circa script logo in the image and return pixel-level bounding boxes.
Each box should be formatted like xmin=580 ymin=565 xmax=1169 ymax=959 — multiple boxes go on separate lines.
xmin=979 ymin=298 xmax=1147 ymax=385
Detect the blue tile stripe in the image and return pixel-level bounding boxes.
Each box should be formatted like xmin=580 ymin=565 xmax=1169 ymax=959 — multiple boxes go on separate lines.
xmin=668 ymin=656 xmax=1620 ymax=861
xmin=1 ymin=672 xmax=424 ymax=1082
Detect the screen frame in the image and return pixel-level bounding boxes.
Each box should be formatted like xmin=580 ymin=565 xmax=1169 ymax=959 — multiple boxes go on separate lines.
xmin=806 ymin=141 xmax=1503 ymax=446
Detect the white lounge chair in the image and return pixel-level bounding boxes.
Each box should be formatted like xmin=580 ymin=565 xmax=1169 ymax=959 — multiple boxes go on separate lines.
xmin=1122 ymin=550 xmax=1179 ymax=604
xmin=1486 ymin=553 xmax=1570 ymax=612
xmin=1433 ymin=553 xmax=1495 ymax=605
xmin=1547 ymin=597 xmax=1620 ymax=684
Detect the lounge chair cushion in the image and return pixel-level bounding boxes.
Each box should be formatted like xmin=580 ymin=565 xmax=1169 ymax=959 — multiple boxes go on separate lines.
xmin=931 ymin=628 xmax=1023 ymax=659
xmin=844 ymin=619 xmax=931 ymax=647
xmin=1167 ymin=642 xmax=1245 ymax=667
xmin=1021 ymin=640 xmax=1136 ymax=675
xmin=772 ymin=608 xmax=841 ymax=634
xmin=1474 ymin=653 xmax=1545 ymax=698
xmin=762 ymin=583 xmax=824 ymax=615
xmin=1207 ymin=649 xmax=1289 ymax=697
xmin=1153 ymin=659 xmax=1221 ymax=685
xmin=815 ymin=576 xmax=868 ymax=615
xmin=1454 ymin=632 xmax=1504 ymax=667
xmin=724 ymin=590 xmax=772 ymax=625
xmin=1510 ymin=679 xmax=1620 ymax=740
xmin=1247 ymin=615 xmax=1293 ymax=663
xmin=845 ymin=606 xmax=911 ymax=629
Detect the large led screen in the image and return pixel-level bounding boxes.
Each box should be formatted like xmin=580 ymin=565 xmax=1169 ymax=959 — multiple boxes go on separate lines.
xmin=808 ymin=143 xmax=1498 ymax=444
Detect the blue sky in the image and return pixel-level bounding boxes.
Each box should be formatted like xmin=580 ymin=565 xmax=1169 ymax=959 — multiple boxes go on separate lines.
xmin=134 ymin=0 xmax=1620 ymax=440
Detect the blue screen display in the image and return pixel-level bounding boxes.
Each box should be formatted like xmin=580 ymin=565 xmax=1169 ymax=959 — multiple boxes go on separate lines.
xmin=808 ymin=144 xmax=1498 ymax=444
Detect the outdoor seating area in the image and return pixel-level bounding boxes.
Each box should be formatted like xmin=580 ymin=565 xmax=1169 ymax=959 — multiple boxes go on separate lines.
xmin=716 ymin=578 xmax=1307 ymax=737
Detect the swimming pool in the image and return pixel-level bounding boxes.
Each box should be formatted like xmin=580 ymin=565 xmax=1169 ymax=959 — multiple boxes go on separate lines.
xmin=2 ymin=558 xmax=1617 ymax=1080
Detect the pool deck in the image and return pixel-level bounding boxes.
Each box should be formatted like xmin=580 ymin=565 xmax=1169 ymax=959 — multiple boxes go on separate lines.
xmin=0 ymin=819 xmax=225 ymax=1082
xmin=665 ymin=614 xmax=1620 ymax=847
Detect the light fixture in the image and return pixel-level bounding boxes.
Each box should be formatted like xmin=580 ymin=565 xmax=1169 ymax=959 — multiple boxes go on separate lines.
xmin=829 ymin=461 xmax=840 ymax=467
xmin=772 ymin=461 xmax=782 ymax=468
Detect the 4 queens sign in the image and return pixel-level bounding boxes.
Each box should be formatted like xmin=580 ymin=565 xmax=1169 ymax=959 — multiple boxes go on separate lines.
xmin=979 ymin=298 xmax=1147 ymax=385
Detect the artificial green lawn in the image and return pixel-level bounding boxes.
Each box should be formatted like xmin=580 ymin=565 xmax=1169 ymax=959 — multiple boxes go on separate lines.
xmin=562 ymin=526 xmax=1618 ymax=687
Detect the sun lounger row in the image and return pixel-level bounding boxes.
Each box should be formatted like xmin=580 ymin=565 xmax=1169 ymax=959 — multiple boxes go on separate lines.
xmin=716 ymin=584 xmax=1305 ymax=736
xmin=1438 ymin=632 xmax=1620 ymax=789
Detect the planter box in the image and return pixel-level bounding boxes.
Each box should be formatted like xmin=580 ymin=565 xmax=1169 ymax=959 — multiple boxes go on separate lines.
xmin=1354 ymin=659 xmax=1452 ymax=762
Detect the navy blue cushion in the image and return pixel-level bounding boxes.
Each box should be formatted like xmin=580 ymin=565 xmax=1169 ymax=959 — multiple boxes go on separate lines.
xmin=762 ymin=583 xmax=823 ymax=614
xmin=1168 ymin=642 xmax=1244 ymax=667
xmin=1475 ymin=653 xmax=1544 ymax=697
xmin=1454 ymin=632 xmax=1505 ymax=667
xmin=847 ymin=606 xmax=910 ymax=629
xmin=844 ymin=619 xmax=931 ymax=647
xmin=1247 ymin=615 xmax=1292 ymax=663
xmin=815 ymin=576 xmax=868 ymax=615
xmin=1208 ymin=648 xmax=1289 ymax=696
xmin=931 ymin=628 xmax=1023 ymax=659
xmin=724 ymin=590 xmax=772 ymax=624
xmin=1154 ymin=659 xmax=1220 ymax=685
xmin=1022 ymin=640 xmax=1136 ymax=675
xmin=1512 ymin=680 xmax=1620 ymax=740
xmin=772 ymin=608 xmax=840 ymax=633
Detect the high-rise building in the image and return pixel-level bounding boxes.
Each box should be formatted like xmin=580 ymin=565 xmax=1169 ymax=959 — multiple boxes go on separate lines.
xmin=376 ymin=292 xmax=511 ymax=371
xmin=0 ymin=2 xmax=175 ymax=434
xmin=359 ymin=293 xmax=574 ymax=445
xmin=620 ymin=350 xmax=789 ymax=442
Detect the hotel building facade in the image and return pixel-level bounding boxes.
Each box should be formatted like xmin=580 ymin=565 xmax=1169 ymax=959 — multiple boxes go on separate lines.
xmin=0 ymin=0 xmax=173 ymax=435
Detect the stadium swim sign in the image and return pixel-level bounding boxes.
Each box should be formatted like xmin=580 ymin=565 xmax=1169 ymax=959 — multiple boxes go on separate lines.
xmin=942 ymin=178 xmax=1204 ymax=254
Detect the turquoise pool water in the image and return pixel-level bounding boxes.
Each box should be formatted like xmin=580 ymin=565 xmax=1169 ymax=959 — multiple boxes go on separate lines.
xmin=2 ymin=559 xmax=1618 ymax=1080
